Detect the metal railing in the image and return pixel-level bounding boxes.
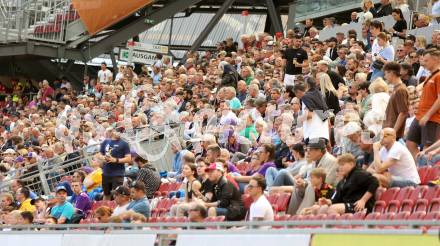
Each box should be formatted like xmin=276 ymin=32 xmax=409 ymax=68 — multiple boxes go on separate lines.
xmin=0 ymin=0 xmax=79 ymax=44
xmin=0 ymin=144 xmax=98 ymax=195
xmin=0 ymin=220 xmax=438 ymax=232
xmin=121 ymin=123 xmax=185 ymax=172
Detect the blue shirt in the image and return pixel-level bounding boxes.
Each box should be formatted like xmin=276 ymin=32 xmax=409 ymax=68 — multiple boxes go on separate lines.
xmin=100 ymin=138 xmax=131 ymax=176
xmin=172 ymin=150 xmax=188 ymax=175
xmin=50 ymin=201 xmax=75 ymax=221
xmin=127 ymin=197 xmax=150 ymax=217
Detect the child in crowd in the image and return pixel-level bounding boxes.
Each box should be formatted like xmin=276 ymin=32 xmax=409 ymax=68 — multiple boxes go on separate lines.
xmin=300 ymin=168 xmax=334 ymax=215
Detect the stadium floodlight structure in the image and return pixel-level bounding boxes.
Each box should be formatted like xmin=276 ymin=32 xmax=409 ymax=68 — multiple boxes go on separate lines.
xmin=0 ymin=0 xmax=296 ymax=85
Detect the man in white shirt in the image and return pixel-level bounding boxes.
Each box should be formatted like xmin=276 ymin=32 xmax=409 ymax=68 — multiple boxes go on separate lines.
xmin=97 ymin=62 xmax=113 ymax=84
xmin=111 ymin=185 xmax=131 ymax=216
xmin=369 ymin=128 xmax=420 ymax=187
xmin=248 ymin=176 xmax=274 ymax=224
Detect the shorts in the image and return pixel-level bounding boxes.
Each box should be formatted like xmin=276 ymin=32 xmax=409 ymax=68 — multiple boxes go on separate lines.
xmin=102 ymin=175 xmax=124 ymax=196
xmin=344 ymin=203 xmax=356 ymax=214
xmin=390 ymin=178 xmax=417 ymax=188
xmin=406 ymin=119 xmax=440 ymax=146
xmin=215 ymin=207 xmax=229 ymax=217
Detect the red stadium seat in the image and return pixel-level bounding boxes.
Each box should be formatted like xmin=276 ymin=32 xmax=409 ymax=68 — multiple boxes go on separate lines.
xmin=378 ymin=187 xmax=400 ymax=204
xmin=326 ymin=214 xmax=340 ymax=220
xmin=375 ymin=187 xmax=386 ymax=201
xmin=273 ymin=214 xmax=290 ymax=229
xmin=386 ymin=187 xmax=413 ymax=213
xmin=80 ymin=218 xmax=98 ymax=224
xmin=373 ymin=187 xmax=400 ymax=213
xmin=407 ymin=211 xmax=426 ymax=220
xmin=424 ymin=186 xmax=440 ymax=201
xmin=375 ymin=212 xmax=395 ymax=228
xmin=386 ymin=200 xmax=400 ymax=213
xmin=394 ymin=211 xmax=410 ymax=220
xmin=352 ymin=211 xmax=366 ymax=220
xmin=154 ymin=183 xmax=170 ymax=197
xmin=391 ymin=186 xmax=414 ymax=202
xmin=273 ymin=193 xmax=290 ymax=213
xmin=379 ymin=212 xmax=395 ymax=220
xmin=424 ymin=211 xmax=440 ymax=220
xmin=428 ymin=198 xmax=440 ymax=212
xmin=414 ymin=199 xmax=429 ymax=212
xmin=400 ymin=186 xmax=428 ymax=212
xmin=373 ymin=201 xmax=387 ymax=213
xmin=418 ymin=166 xmax=429 ymax=182
xmin=168 ymin=182 xmax=181 ymax=193
xmin=152 ymin=199 xmax=167 ymax=217
xmin=339 ymin=213 xmax=354 ymax=220
xmin=364 ymin=212 xmax=381 ymax=220
xmin=421 ymin=167 xmax=440 ymax=185
xmin=91 ymin=200 xmax=116 ymax=211
xmin=148 ymin=217 xmax=158 ymax=223
xmin=308 ymin=214 xmax=327 ymax=228
xmin=267 ymin=193 xmax=279 ymax=205
xmin=274 ymin=214 xmax=291 ymax=221
xmin=289 ymin=214 xmax=303 ymax=221
xmin=413 ymin=186 xmax=440 ymax=213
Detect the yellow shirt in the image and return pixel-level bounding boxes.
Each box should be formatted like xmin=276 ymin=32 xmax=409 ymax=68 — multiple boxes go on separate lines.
xmin=85 ymin=168 xmax=103 ymax=192
xmin=19 ymin=198 xmax=36 ymax=213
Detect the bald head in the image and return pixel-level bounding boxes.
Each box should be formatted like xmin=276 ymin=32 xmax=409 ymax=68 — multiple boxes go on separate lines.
xmin=380 ymin=128 xmax=397 ymax=148
xmin=382 ymin=128 xmax=396 ymax=138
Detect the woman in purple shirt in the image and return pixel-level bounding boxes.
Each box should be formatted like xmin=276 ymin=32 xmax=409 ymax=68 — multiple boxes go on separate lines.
xmin=233 ymin=144 xmax=276 ymax=192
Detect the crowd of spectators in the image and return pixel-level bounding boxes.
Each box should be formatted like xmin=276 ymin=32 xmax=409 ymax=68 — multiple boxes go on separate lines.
xmin=0 ymin=0 xmax=439 ymax=229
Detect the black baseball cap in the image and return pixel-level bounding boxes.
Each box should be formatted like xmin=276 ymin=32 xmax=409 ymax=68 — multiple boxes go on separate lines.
xmin=307 ymin=138 xmax=326 ymax=150
xmin=112 ymin=185 xmax=130 ymax=196
xmin=30 ymin=197 xmax=46 ymax=205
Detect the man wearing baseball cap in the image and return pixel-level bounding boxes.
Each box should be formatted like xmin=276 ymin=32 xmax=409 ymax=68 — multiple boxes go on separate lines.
xmin=112 ymin=185 xmax=131 ymax=216
xmin=202 ymin=162 xmax=245 ymax=221
xmin=50 ymin=185 xmax=74 ymax=224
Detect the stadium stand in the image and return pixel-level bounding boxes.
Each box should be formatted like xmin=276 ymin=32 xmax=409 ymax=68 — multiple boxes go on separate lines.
xmin=0 ymin=0 xmax=439 ymax=245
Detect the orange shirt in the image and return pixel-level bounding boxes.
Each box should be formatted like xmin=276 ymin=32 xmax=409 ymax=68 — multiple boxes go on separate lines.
xmin=416 ymin=70 xmax=440 ymax=124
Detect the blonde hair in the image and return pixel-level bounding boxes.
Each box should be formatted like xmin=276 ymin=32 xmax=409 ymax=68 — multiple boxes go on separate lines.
xmin=242 ymin=66 xmax=254 ymax=78
xmin=310 ymin=168 xmax=327 ymax=182
xmin=369 ymin=77 xmax=389 ymax=93
xmin=318 ymin=72 xmax=338 ymax=96
xmin=355 ymin=73 xmax=368 ymax=83
xmin=415 ymin=36 xmax=427 ymax=48
xmin=337 ymin=153 xmax=356 ymax=165
xmin=362 ymin=0 xmax=374 ymax=9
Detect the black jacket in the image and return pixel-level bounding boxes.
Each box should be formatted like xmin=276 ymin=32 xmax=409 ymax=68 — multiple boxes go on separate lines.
xmin=376 ymin=3 xmax=393 ymax=17
xmin=328 ymin=71 xmax=344 ymax=90
xmin=221 ymin=65 xmax=240 ymax=89
xmin=212 ymin=176 xmax=245 ymax=221
xmin=302 ymin=87 xmax=329 ymax=121
xmin=331 ymin=167 xmax=379 ymax=212
xmin=324 ymin=91 xmax=341 ymax=114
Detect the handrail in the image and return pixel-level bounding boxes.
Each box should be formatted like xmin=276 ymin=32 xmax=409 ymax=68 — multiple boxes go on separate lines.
xmin=0 ymin=220 xmax=438 ymax=232
xmin=0 ymin=143 xmax=100 ymax=194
